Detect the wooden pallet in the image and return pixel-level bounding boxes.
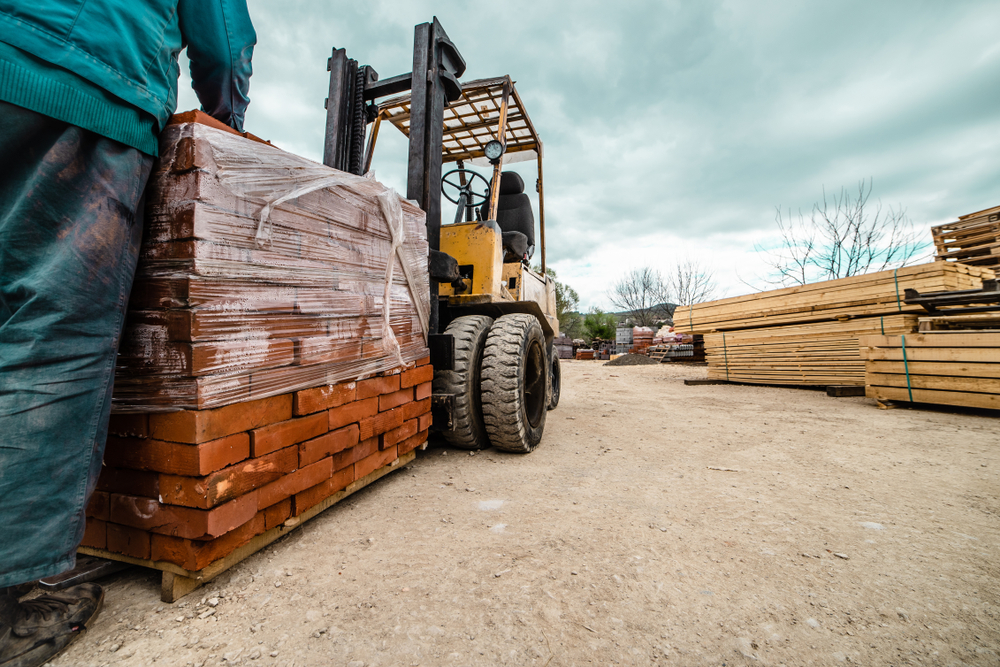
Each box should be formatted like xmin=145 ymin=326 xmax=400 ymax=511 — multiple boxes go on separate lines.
xmin=931 ymin=205 xmax=1000 ymax=268
xmin=80 ymin=450 xmax=416 ymax=602
xmin=674 ymin=263 xmax=993 ymax=334
xmin=859 ymin=332 xmax=1000 ymax=412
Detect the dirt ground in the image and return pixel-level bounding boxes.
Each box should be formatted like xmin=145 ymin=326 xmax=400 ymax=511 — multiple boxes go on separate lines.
xmin=52 ymin=361 xmax=999 ymax=667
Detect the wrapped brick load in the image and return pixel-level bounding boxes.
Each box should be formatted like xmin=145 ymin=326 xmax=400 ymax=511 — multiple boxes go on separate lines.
xmin=82 ymin=116 xmax=432 ymax=593
xmin=113 ymin=117 xmax=430 ymax=411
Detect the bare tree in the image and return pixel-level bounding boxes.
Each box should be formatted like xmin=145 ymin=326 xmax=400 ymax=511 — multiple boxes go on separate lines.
xmin=608 ymin=267 xmax=670 ymax=326
xmin=756 ymin=179 xmax=927 ymax=286
xmin=667 ymin=258 xmax=718 ymax=306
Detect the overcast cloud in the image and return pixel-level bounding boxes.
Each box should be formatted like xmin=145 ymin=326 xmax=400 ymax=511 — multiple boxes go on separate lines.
xmin=177 ymin=0 xmax=1000 ymax=309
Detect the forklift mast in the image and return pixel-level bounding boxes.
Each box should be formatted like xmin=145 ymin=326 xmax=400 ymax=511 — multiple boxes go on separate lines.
xmin=322 ymin=17 xmax=466 ymax=341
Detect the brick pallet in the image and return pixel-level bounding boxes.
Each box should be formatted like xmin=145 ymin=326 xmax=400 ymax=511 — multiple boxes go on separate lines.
xmin=83 ymin=362 xmax=432 ymax=601
xmin=113 ymin=113 xmax=429 ymax=411
xmin=860 ymin=332 xmax=1000 ymax=410
xmin=85 ymin=113 xmax=434 ymax=601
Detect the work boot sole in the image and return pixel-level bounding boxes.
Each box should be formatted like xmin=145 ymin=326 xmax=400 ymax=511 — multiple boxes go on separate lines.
xmin=0 ymin=587 xmax=103 ymax=667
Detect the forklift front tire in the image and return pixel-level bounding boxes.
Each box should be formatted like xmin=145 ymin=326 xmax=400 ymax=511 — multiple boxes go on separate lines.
xmin=432 ymin=315 xmax=494 ymax=449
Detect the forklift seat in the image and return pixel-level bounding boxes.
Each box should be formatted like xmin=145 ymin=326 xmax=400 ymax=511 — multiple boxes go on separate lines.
xmin=481 ymin=171 xmax=535 ymax=260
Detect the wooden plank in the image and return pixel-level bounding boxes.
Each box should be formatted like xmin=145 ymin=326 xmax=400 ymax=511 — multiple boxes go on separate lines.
xmin=79 ymin=449 xmax=417 ymax=602
xmin=866 ymin=385 xmax=1000 ymax=411
xmin=867 ymin=372 xmax=1000 ymax=394
xmin=861 ymin=347 xmax=1000 ymax=363
xmin=858 ymin=333 xmax=1000 ymax=349
xmin=866 ymin=359 xmax=1000 ymax=378
xmin=826 ymin=386 xmax=867 ymax=397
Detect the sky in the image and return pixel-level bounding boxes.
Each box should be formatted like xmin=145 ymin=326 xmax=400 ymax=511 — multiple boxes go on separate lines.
xmin=177 ymin=0 xmax=1000 ymax=310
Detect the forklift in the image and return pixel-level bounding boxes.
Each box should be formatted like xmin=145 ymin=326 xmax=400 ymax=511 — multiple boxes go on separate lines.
xmin=322 ymin=18 xmax=560 ymax=453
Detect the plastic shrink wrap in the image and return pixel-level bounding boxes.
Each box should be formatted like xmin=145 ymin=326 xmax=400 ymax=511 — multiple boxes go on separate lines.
xmin=112 ymin=120 xmax=430 ymax=411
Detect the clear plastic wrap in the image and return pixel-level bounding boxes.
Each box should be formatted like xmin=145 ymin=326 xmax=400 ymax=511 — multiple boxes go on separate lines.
xmin=112 ymin=122 xmax=430 ymax=411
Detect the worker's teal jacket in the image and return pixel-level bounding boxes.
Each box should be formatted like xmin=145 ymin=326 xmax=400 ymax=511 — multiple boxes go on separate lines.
xmin=0 ymin=0 xmax=256 ymax=155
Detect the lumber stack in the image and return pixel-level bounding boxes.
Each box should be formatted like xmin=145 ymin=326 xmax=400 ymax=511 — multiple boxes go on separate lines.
xmin=705 ymin=315 xmax=918 ymax=385
xmin=675 ymin=263 xmax=995 ymax=387
xmin=931 ymin=205 xmax=1000 ymax=269
xmin=673 ymin=263 xmax=993 ymax=334
xmin=113 ymin=115 xmax=429 ymax=411
xmin=860 ymin=333 xmax=1000 ymax=410
xmin=83 ymin=363 xmax=432 ymax=571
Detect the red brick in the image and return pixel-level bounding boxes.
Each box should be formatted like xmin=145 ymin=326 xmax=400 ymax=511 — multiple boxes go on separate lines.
xmin=104 ymin=433 xmax=249 ymax=476
xmin=96 ymin=468 xmax=159 ymax=498
xmin=159 ymin=446 xmax=298 ymax=509
xmin=151 ymin=513 xmax=266 ymax=570
xmin=250 ymin=412 xmax=328 ymax=457
xmin=86 ymin=491 xmax=110 ymax=521
xmin=355 ymin=375 xmax=400 ymax=400
xmin=401 ymin=397 xmax=431 ymax=422
xmin=110 ymin=491 xmax=258 ymax=540
xmin=148 ymin=395 xmax=292 ymax=444
xmin=328 ymin=397 xmax=378 ymax=430
xmin=107 ymin=414 xmax=149 ymax=438
xmin=398 ymin=429 xmax=428 ymax=456
xmin=359 ymin=406 xmax=403 ymax=440
xmin=331 ymin=436 xmax=378 ymax=472
xmin=379 ymin=387 xmax=413 ymax=412
xmin=257 ymin=458 xmax=333 ymax=509
xmin=382 ymin=418 xmax=418 ymax=450
xmin=415 ymin=381 xmax=431 ymax=400
xmin=81 ymin=519 xmax=106 ymax=549
xmin=355 ymin=445 xmax=397 ymax=481
xmin=294 ymin=381 xmax=357 ymax=416
xmin=400 ymin=364 xmax=434 ymax=389
xmin=299 ymin=424 xmax=359 ymax=467
xmin=293 ymin=467 xmax=353 ymax=516
xmin=107 ymin=524 xmax=151 ymax=559
xmin=418 ymin=412 xmax=432 ymax=432
xmin=264 ymin=499 xmax=292 ymax=530
xmin=414 ymin=355 xmax=430 ymax=367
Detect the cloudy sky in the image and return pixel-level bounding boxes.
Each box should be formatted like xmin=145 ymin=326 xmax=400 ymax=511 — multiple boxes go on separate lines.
xmin=178 ymin=0 xmax=1000 ymax=310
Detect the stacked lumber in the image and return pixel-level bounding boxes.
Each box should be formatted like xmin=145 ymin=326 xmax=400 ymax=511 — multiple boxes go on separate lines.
xmin=705 ymin=315 xmax=918 ymax=385
xmin=931 ymin=205 xmax=1000 ymax=269
xmin=83 ymin=364 xmax=432 ymax=571
xmin=860 ymin=333 xmax=1000 ymax=410
xmin=113 ymin=115 xmax=429 ymax=411
xmin=673 ymin=263 xmax=993 ymax=334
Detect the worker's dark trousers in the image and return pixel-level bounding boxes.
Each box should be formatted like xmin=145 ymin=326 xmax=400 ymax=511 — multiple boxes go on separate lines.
xmin=0 ymin=101 xmax=153 ymax=587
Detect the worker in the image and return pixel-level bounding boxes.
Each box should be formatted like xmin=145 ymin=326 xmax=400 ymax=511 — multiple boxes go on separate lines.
xmin=0 ymin=1 xmax=256 ymax=665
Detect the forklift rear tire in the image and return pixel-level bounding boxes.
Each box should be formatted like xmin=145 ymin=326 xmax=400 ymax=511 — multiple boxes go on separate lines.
xmin=548 ymin=352 xmax=561 ymax=410
xmin=481 ymin=314 xmax=547 ymax=453
xmin=433 ymin=315 xmax=494 ymax=449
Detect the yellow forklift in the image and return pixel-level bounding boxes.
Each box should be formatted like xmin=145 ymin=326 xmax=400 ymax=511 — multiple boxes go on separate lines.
xmin=322 ymin=19 xmax=560 ymax=453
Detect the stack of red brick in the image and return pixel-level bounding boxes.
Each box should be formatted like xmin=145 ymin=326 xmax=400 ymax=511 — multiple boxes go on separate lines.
xmin=83 ymin=361 xmax=432 ymax=571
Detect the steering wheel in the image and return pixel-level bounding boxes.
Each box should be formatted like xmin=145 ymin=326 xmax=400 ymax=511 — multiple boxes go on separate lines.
xmin=441 ymin=168 xmax=490 ymax=207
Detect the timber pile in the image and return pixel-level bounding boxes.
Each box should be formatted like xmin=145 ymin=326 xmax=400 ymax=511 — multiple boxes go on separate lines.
xmin=673 ymin=263 xmax=993 ymax=334
xmin=860 ymin=333 xmax=1000 ymax=410
xmin=113 ymin=115 xmax=429 ymax=411
xmin=931 ymin=205 xmax=1000 ymax=269
xmin=86 ymin=114 xmax=432 ymax=600
xmin=705 ymin=315 xmax=918 ymax=385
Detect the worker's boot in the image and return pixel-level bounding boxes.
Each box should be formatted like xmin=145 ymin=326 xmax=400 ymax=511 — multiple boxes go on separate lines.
xmin=0 ymin=583 xmax=104 ymax=667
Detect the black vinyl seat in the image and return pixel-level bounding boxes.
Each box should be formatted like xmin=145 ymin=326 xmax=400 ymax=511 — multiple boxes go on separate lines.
xmin=481 ymin=171 xmax=535 ymax=261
